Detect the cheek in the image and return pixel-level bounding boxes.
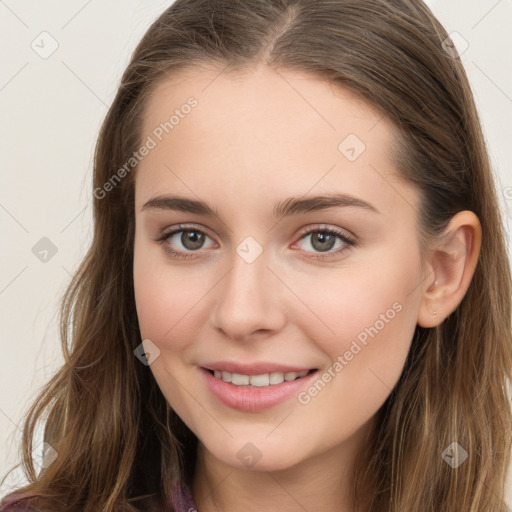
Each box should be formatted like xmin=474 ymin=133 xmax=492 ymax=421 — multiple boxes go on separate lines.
xmin=287 ymin=307 xmax=416 ymax=456
xmin=133 ymin=239 xmax=207 ymax=427
xmin=133 ymin=236 xmax=215 ymax=359
xmin=295 ymin=241 xmax=421 ymax=393
xmin=133 ymin=237 xmax=183 ymax=349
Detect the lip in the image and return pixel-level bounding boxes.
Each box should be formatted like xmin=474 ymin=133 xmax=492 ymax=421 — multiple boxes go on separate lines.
xmin=202 ymin=361 xmax=314 ymax=375
xmin=200 ymin=366 xmax=318 ymax=412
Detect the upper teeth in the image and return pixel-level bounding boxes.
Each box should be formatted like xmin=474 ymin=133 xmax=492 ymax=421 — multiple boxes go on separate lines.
xmin=213 ymin=370 xmax=309 ymax=387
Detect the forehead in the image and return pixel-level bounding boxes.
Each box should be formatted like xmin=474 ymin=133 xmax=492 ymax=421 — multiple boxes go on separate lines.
xmin=135 ymin=63 xmax=415 ymax=219
xmin=141 ymin=62 xmax=385 ymax=142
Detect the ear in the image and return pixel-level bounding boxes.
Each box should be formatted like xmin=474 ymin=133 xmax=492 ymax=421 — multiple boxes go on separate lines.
xmin=417 ymin=211 xmax=482 ymax=328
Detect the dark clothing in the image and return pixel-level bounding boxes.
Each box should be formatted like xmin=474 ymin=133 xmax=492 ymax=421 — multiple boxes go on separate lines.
xmin=0 ymin=480 xmax=198 ymax=511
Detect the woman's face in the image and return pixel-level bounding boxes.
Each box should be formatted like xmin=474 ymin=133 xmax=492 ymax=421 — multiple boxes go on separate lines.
xmin=133 ymin=63 xmax=426 ymax=472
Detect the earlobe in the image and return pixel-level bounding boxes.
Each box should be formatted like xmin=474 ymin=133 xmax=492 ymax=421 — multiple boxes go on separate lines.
xmin=417 ymin=211 xmax=482 ymax=328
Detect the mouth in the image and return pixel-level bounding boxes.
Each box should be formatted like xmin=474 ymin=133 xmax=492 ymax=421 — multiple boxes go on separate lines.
xmin=200 ymin=365 xmax=319 ymax=412
xmin=204 ymin=368 xmax=317 ymax=387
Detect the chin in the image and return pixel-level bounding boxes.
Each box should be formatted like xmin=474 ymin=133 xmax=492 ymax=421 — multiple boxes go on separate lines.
xmin=202 ymin=436 xmax=310 ymax=473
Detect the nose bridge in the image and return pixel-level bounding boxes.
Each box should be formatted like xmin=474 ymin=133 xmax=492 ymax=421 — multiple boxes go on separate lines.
xmin=212 ymin=239 xmax=286 ymax=339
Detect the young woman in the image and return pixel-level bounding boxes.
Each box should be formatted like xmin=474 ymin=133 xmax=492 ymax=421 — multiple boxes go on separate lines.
xmin=1 ymin=0 xmax=511 ymax=511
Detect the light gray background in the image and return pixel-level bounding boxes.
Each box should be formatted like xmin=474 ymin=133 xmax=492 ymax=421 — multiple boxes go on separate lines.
xmin=1 ymin=0 xmax=511 ymax=505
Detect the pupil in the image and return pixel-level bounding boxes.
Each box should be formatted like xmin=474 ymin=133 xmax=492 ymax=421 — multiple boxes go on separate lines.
xmin=313 ymin=232 xmax=335 ymax=252
xmin=182 ymin=230 xmax=204 ymax=250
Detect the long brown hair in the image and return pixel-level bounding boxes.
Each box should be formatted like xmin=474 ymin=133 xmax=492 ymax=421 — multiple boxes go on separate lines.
xmin=2 ymin=1 xmax=511 ymax=510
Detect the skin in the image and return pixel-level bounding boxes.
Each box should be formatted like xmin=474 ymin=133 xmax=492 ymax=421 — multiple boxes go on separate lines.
xmin=132 ymin=62 xmax=481 ymax=512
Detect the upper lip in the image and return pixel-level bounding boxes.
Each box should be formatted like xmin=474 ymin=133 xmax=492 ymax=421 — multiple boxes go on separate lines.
xmin=202 ymin=361 xmax=316 ymax=375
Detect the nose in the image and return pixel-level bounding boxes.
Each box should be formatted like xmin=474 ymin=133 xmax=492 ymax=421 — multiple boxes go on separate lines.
xmin=211 ymin=245 xmax=288 ymax=342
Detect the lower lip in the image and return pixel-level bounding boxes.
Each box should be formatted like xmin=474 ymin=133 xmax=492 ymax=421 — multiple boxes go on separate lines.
xmin=200 ymin=367 xmax=318 ymax=412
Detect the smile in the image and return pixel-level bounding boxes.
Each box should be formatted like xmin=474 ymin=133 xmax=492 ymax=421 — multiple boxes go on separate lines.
xmin=210 ymin=369 xmax=310 ymax=387
xmin=200 ymin=365 xmax=318 ymax=412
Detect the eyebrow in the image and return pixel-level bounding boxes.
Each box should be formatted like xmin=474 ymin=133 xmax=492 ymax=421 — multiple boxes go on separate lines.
xmin=141 ymin=193 xmax=380 ymax=218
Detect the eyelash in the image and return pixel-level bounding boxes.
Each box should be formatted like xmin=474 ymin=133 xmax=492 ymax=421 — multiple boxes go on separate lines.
xmin=155 ymin=224 xmax=357 ymax=261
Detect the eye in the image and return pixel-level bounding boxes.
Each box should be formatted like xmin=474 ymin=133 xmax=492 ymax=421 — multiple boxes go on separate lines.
xmin=155 ymin=224 xmax=216 ymax=260
xmin=155 ymin=224 xmax=356 ymax=260
xmin=293 ymin=225 xmax=356 ymax=259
